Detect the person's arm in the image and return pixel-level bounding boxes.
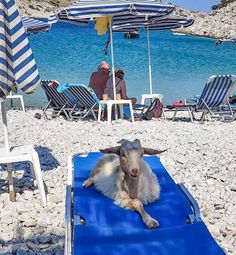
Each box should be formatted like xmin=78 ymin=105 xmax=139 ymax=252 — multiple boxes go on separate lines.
xmin=120 ymin=80 xmax=129 ymax=100
xmin=89 ymin=73 xmax=95 ymax=86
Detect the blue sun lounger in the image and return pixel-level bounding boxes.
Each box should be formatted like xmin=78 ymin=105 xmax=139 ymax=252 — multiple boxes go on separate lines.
xmin=65 ymin=152 xmax=225 ymax=255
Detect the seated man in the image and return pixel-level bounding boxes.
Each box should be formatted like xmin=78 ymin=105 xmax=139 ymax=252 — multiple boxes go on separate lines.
xmin=104 ymin=68 xmax=137 ymax=105
xmin=89 ymin=61 xmax=110 ymax=100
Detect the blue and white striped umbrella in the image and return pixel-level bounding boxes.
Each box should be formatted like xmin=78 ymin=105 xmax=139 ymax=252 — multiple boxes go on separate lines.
xmin=112 ymin=14 xmax=194 ymax=94
xmin=21 ymin=16 xmax=51 ymax=34
xmin=0 ymin=0 xmax=41 ymax=152
xmin=0 ymin=0 xmax=40 ymax=100
xmin=113 ymin=14 xmax=193 ymax=30
xmin=49 ymin=0 xmax=175 ymax=100
xmin=60 ymin=0 xmax=174 ymax=19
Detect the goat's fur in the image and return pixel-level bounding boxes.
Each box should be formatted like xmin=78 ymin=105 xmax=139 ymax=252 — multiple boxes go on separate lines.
xmin=83 ymin=139 xmax=166 ymax=228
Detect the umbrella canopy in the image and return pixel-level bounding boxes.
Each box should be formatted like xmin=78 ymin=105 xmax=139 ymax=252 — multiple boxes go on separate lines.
xmin=113 ymin=14 xmax=194 ymax=94
xmin=0 ymin=0 xmax=40 ymax=100
xmin=0 ymin=0 xmax=41 ymax=152
xmin=21 ymin=16 xmax=51 ymax=34
xmin=60 ymin=0 xmax=174 ymax=19
xmin=48 ymin=0 xmax=175 ymax=100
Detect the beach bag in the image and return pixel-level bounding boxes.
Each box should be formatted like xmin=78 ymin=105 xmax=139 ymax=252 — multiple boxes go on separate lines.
xmin=142 ymin=98 xmax=163 ymax=120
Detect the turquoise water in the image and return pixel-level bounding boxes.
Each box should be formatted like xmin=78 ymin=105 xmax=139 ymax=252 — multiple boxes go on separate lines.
xmin=22 ymin=22 xmax=236 ymax=107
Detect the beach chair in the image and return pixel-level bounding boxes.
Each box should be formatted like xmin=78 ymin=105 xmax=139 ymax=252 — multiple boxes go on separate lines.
xmin=65 ymin=152 xmax=225 ymax=255
xmin=171 ymin=75 xmax=236 ymax=122
xmin=41 ymin=80 xmax=81 ymax=120
xmin=66 ymin=85 xmax=100 ymax=120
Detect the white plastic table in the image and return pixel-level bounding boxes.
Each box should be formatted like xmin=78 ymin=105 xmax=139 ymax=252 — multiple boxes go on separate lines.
xmin=98 ymin=99 xmax=134 ymax=124
xmin=141 ymin=93 xmax=164 ymax=105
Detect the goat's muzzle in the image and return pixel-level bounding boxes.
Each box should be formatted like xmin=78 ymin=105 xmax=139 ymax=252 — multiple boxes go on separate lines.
xmin=130 ymin=168 xmax=138 ymax=178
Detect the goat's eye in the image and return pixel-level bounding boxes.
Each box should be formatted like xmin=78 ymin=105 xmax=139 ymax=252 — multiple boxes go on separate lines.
xmin=121 ymin=154 xmax=126 ymax=158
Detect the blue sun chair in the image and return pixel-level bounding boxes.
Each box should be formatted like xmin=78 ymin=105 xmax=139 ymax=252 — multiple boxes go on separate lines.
xmin=65 ymin=152 xmax=225 ymax=255
xmin=171 ymin=75 xmax=236 ymax=122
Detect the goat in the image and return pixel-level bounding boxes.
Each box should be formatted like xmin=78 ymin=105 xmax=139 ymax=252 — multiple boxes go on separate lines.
xmin=83 ymin=139 xmax=166 ymax=228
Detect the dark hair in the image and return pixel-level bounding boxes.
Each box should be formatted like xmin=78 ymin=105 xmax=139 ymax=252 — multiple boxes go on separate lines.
xmin=115 ymin=69 xmax=124 ymax=79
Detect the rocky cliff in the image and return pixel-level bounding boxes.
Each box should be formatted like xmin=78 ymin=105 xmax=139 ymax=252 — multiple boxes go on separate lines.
xmin=175 ymin=2 xmax=236 ymax=39
xmin=16 ymin=0 xmax=236 ymax=39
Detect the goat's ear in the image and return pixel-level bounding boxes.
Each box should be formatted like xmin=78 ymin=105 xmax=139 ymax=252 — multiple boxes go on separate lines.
xmin=143 ymin=148 xmax=167 ymax=155
xmin=100 ymin=146 xmax=121 ymax=155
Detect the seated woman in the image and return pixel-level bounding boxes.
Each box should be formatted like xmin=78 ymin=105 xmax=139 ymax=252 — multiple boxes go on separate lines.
xmin=104 ymin=69 xmax=137 ymax=105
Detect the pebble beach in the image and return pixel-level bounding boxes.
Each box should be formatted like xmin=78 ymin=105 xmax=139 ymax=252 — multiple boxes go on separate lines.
xmin=0 ymin=109 xmax=236 ymax=254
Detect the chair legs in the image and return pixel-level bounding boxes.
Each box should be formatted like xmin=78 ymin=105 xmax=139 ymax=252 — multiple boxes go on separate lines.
xmin=7 ymin=163 xmax=16 ymax=202
xmin=31 ymin=152 xmax=47 ymax=206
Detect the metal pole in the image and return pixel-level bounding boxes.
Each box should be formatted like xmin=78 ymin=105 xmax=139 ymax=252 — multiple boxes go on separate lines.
xmin=109 ymin=19 xmax=117 ymax=101
xmin=109 ymin=18 xmax=118 ymax=120
xmin=147 ymin=26 xmax=153 ymax=95
xmin=1 ymin=101 xmax=10 ymax=153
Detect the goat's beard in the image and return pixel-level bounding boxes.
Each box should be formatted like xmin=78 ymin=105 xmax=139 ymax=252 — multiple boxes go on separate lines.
xmin=124 ymin=172 xmax=139 ymax=199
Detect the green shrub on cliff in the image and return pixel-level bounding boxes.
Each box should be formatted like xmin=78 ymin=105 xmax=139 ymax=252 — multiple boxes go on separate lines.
xmin=212 ymin=0 xmax=235 ymax=9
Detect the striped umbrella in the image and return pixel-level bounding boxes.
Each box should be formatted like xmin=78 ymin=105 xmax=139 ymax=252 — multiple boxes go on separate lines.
xmin=0 ymin=0 xmax=41 ymax=152
xmin=113 ymin=14 xmax=194 ymax=94
xmin=21 ymin=16 xmax=51 ymax=34
xmin=49 ymin=0 xmax=175 ymax=101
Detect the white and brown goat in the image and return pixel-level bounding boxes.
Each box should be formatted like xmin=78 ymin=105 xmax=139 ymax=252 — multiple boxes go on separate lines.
xmin=83 ymin=139 xmax=166 ymax=228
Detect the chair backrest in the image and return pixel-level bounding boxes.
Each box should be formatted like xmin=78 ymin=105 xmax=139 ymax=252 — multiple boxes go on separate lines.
xmin=41 ymin=80 xmax=74 ymax=108
xmin=197 ymin=75 xmax=236 ymax=109
xmin=67 ymin=85 xmax=99 ymax=109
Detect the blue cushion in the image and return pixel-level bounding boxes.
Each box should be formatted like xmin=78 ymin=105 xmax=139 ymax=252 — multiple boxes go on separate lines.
xmin=72 ymin=153 xmax=225 ymax=255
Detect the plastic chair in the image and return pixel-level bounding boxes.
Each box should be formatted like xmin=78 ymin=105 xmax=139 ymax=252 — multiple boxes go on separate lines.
xmin=6 ymin=91 xmax=25 ymax=112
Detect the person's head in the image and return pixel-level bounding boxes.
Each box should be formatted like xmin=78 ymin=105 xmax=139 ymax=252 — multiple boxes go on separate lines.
xmin=98 ymin=61 xmax=110 ymax=74
xmin=115 ymin=69 xmax=125 ymax=79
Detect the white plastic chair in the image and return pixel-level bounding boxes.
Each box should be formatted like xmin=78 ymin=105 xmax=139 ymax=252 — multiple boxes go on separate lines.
xmin=0 ymin=102 xmax=46 ymax=205
xmin=6 ymin=91 xmax=25 ymax=112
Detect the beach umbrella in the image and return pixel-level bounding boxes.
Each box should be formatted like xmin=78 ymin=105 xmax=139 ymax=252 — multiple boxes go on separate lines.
xmin=0 ymin=0 xmax=41 ymax=153
xmin=48 ymin=0 xmax=175 ymax=101
xmin=113 ymin=14 xmax=194 ymax=95
xmin=21 ymin=16 xmax=51 ymax=34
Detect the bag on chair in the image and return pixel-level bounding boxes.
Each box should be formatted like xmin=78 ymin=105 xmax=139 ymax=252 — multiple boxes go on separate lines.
xmin=142 ymin=98 xmax=163 ymax=120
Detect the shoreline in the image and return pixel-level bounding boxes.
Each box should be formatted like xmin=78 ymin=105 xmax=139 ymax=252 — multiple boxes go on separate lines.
xmin=0 ymin=109 xmax=235 ymax=254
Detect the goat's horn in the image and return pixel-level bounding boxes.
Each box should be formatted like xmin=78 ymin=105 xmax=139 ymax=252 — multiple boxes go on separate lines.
xmin=117 ymin=139 xmax=129 ymax=144
xmin=143 ymin=148 xmax=167 ymax=155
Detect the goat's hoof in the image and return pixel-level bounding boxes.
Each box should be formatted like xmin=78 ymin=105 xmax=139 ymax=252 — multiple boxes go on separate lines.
xmin=146 ymin=218 xmax=160 ymax=229
xmin=83 ymin=178 xmax=92 ymax=188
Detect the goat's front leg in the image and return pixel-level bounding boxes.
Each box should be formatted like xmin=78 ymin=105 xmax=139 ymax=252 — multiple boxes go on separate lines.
xmin=83 ymin=165 xmax=101 ymax=188
xmin=125 ymin=198 xmax=159 ymax=229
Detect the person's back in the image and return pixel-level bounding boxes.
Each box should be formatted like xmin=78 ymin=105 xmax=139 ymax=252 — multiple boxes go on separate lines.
xmin=89 ymin=61 xmax=110 ymax=100
xmin=105 ymin=69 xmax=137 ymax=105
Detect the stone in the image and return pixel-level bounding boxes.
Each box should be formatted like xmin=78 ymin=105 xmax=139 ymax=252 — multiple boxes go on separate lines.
xmin=27 ymin=241 xmax=40 ymax=252
xmin=37 ymin=236 xmax=52 ymax=244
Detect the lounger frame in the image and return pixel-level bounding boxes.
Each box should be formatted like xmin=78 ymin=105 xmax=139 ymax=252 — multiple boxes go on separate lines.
xmin=41 ymin=80 xmax=83 ymax=120
xmin=64 ymin=154 xmax=204 ymax=255
xmin=170 ymin=75 xmax=236 ymax=122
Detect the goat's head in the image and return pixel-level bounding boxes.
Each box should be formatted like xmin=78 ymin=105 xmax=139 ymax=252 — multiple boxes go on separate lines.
xmin=100 ymin=139 xmax=166 ymax=179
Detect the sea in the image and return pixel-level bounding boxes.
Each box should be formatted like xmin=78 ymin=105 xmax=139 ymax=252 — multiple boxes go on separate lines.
xmin=20 ymin=22 xmax=236 ymax=107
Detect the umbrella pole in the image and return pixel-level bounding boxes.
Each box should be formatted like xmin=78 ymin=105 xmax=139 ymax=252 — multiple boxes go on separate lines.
xmin=1 ymin=101 xmax=16 ymax=201
xmin=109 ymin=19 xmax=118 ymax=120
xmin=147 ymin=26 xmax=153 ymax=95
xmin=1 ymin=101 xmax=10 ymax=153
